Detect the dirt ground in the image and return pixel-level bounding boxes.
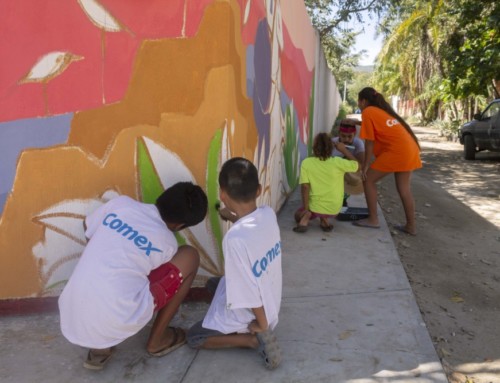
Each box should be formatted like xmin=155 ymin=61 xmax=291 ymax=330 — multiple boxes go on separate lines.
xmin=377 ymin=126 xmax=500 ymax=383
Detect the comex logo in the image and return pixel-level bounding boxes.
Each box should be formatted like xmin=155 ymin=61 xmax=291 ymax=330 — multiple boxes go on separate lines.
xmin=252 ymin=241 xmax=281 ymax=277
xmin=102 ymin=213 xmax=162 ymax=256
xmin=386 ymin=118 xmax=400 ymax=127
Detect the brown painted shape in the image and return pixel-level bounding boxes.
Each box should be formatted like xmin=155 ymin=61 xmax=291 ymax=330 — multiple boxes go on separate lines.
xmin=68 ymin=1 xmax=252 ymax=159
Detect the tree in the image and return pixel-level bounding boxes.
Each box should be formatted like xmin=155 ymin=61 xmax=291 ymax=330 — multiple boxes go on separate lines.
xmin=375 ymin=0 xmax=449 ymax=122
xmin=305 ymin=0 xmax=392 ymax=85
xmin=373 ymin=0 xmax=499 ymax=123
xmin=445 ymin=0 xmax=500 ymax=99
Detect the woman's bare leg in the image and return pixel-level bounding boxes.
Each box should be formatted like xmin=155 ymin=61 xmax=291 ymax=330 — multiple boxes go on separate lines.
xmin=394 ymin=171 xmax=416 ymax=235
xmin=358 ymin=168 xmax=389 ymax=227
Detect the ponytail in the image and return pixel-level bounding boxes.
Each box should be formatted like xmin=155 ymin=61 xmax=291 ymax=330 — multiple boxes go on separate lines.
xmin=358 ymin=87 xmax=420 ymax=150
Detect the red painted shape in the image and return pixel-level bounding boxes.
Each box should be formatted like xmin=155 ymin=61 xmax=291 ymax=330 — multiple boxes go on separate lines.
xmin=280 ymin=25 xmax=313 ymax=142
xmin=238 ymin=0 xmax=266 ymax=45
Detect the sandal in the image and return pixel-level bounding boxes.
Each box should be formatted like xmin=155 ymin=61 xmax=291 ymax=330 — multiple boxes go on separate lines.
xmin=320 ymin=224 xmax=333 ymax=232
xmin=293 ymin=225 xmax=308 ymax=233
xmin=83 ymin=347 xmax=115 ymax=370
xmin=256 ymin=330 xmax=281 ymax=370
xmin=148 ymin=327 xmax=187 ymax=357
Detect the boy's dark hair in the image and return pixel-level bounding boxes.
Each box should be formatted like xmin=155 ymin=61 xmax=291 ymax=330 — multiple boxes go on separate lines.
xmin=156 ymin=182 xmax=208 ymax=226
xmin=219 ymin=157 xmax=259 ymax=202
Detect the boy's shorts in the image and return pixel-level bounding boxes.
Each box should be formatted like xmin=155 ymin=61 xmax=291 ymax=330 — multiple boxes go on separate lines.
xmin=148 ymin=262 xmax=183 ymax=311
xmin=296 ymin=206 xmax=336 ymax=219
xmin=186 ymin=320 xmax=225 ymax=348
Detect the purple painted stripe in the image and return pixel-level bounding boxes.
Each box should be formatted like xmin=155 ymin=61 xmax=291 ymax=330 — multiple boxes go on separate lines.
xmin=0 ymin=114 xmax=72 ymax=215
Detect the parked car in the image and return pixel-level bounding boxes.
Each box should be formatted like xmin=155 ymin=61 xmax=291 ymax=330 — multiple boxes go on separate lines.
xmin=459 ymin=99 xmax=500 ymax=160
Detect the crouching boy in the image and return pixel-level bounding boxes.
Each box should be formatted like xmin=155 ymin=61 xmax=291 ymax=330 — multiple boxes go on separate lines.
xmin=58 ymin=182 xmax=208 ymax=370
xmin=187 ymin=158 xmax=283 ymax=369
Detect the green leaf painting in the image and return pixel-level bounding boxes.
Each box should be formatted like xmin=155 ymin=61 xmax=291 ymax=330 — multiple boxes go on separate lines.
xmin=136 ymin=137 xmax=186 ymax=246
xmin=207 ymin=129 xmax=224 ymax=265
xmin=284 ymin=104 xmax=299 ymax=190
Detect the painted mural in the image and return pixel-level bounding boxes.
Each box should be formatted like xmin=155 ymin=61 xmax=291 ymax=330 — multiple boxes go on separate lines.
xmin=0 ymin=0 xmax=340 ymax=299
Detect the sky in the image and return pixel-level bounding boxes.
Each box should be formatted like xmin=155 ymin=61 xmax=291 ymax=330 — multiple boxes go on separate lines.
xmin=352 ymin=13 xmax=384 ymax=66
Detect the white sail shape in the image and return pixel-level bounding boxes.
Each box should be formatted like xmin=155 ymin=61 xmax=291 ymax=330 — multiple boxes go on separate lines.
xmin=142 ymin=137 xmax=220 ymax=275
xmin=77 ymin=0 xmax=122 ymax=32
xmin=244 ymin=0 xmax=252 ymax=24
xmin=32 ymin=190 xmax=119 ymax=295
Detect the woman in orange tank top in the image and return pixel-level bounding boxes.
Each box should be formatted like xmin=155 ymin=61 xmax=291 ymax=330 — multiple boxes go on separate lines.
xmin=353 ymin=87 xmax=422 ymax=235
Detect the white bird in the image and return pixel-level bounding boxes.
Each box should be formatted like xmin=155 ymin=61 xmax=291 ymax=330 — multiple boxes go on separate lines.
xmin=19 ymin=51 xmax=83 ymax=84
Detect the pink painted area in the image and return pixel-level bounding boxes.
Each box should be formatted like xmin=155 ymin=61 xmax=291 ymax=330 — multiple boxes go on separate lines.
xmin=100 ymin=0 xmax=214 ymax=38
xmin=280 ymin=1 xmax=316 ymax=71
xmin=99 ymin=0 xmax=184 ymax=37
xmin=0 ymin=0 xmax=213 ymax=123
xmin=280 ymin=25 xmax=314 ymax=142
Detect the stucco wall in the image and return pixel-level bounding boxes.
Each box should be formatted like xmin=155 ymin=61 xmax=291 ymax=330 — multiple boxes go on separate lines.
xmin=0 ymin=0 xmax=340 ymax=299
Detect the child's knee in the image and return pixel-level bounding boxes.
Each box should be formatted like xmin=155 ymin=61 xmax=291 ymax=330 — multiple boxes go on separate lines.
xmin=174 ymin=245 xmax=200 ymax=268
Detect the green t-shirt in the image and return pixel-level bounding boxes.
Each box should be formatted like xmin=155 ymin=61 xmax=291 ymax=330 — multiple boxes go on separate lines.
xmin=299 ymin=156 xmax=358 ymax=215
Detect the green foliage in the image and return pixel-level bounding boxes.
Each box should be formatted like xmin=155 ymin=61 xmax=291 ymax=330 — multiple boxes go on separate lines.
xmin=429 ymin=119 xmax=461 ymax=139
xmin=405 ymin=114 xmax=423 ymax=126
xmin=332 ymin=102 xmax=349 ymax=134
xmin=346 ymin=70 xmax=373 ymax=110
xmin=373 ymin=0 xmax=499 ymax=125
xmin=307 ymin=0 xmax=500 ymax=125
xmin=445 ymin=0 xmax=500 ymax=98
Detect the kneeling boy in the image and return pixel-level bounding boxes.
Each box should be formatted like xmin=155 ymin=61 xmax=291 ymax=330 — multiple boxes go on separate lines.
xmin=187 ymin=158 xmax=283 ymax=369
xmin=59 ymin=182 xmax=208 ymax=370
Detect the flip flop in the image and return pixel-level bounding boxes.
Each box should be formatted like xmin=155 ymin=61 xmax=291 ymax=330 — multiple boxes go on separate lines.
xmin=256 ymin=330 xmax=281 ymax=370
xmin=320 ymin=224 xmax=334 ymax=232
xmin=352 ymin=220 xmax=380 ymax=229
xmin=148 ymin=327 xmax=187 ymax=357
xmin=394 ymin=224 xmax=416 ymax=236
xmin=293 ymin=225 xmax=308 ymax=233
xmin=83 ymin=347 xmax=115 ymax=370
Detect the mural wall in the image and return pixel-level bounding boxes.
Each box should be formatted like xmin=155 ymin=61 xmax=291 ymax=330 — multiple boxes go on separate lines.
xmin=0 ymin=0 xmax=340 ymax=299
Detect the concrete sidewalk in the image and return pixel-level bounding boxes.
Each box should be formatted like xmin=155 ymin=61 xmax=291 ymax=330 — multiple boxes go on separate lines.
xmin=0 ymin=189 xmax=447 ymax=382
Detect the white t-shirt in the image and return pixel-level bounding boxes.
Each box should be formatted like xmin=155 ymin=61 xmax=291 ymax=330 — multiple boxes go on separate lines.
xmin=58 ymin=196 xmax=178 ymax=348
xmin=331 ymin=136 xmax=365 ymax=158
xmin=202 ymin=206 xmax=282 ymax=334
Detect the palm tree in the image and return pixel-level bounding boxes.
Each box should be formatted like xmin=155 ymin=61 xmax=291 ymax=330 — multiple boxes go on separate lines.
xmin=375 ymin=0 xmax=450 ymax=122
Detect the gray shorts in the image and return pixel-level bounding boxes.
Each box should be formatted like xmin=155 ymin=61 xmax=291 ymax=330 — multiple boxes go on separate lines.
xmin=186 ymin=320 xmax=225 ymax=348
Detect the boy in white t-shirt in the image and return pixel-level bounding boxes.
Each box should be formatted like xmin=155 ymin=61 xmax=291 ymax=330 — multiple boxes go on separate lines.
xmin=58 ymin=182 xmax=207 ymax=370
xmin=187 ymin=158 xmax=283 ymax=370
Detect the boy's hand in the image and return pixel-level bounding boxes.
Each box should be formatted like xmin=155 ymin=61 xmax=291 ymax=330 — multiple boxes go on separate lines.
xmin=334 ymin=141 xmax=347 ymax=153
xmin=335 ymin=141 xmax=346 ymax=152
xmin=216 ymin=204 xmax=238 ymax=223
